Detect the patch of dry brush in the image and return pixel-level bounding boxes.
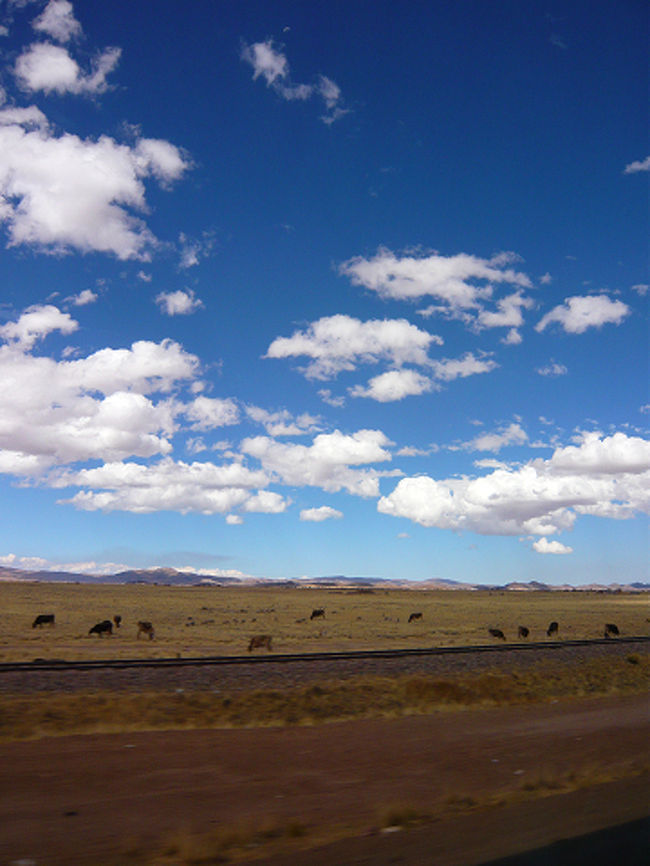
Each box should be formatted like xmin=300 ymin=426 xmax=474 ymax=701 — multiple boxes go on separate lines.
xmin=1 ymin=654 xmax=647 ymax=742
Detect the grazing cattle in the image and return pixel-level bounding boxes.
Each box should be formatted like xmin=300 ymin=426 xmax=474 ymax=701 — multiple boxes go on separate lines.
xmin=488 ymin=628 xmax=506 ymax=641
xmin=310 ymin=608 xmax=325 ymax=620
xmin=408 ymin=612 xmax=423 ymax=623
xmin=89 ymin=620 xmax=113 ymax=637
xmin=137 ymin=621 xmax=155 ymax=640
xmin=604 ymin=622 xmax=620 ymax=638
xmin=32 ymin=614 xmax=55 ymax=629
xmin=248 ymin=634 xmax=273 ymax=652
xmin=113 ymin=615 xmax=122 ymax=628
xmin=517 ymin=626 xmax=530 ymax=639
xmin=546 ymin=621 xmax=559 ymax=637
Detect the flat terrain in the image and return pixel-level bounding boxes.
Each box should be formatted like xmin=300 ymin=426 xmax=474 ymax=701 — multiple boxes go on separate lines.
xmin=1 ymin=583 xmax=647 ymax=864
xmin=2 ymin=583 xmax=649 ymax=661
xmin=0 ymin=694 xmax=648 ymax=865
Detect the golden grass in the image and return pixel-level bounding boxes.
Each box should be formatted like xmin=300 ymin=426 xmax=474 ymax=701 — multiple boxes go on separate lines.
xmin=1 ymin=654 xmax=647 ymax=742
xmin=1 ymin=582 xmax=648 ymax=662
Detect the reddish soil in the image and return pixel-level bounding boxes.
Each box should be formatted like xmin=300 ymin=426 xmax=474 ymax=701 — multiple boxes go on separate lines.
xmin=0 ymin=694 xmax=648 ymax=866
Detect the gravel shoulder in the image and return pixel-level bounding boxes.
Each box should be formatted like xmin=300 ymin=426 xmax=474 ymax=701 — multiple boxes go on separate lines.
xmin=1 ymin=637 xmax=647 ymax=695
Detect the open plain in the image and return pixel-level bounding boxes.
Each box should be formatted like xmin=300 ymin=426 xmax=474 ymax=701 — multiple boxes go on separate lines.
xmin=2 ymin=582 xmax=649 ymax=661
xmin=0 ymin=583 xmax=648 ymax=865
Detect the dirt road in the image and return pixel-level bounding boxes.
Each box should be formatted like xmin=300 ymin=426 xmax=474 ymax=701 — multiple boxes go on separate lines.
xmin=0 ymin=693 xmax=648 ymax=865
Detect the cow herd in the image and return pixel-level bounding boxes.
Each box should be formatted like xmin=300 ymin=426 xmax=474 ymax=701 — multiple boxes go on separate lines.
xmin=31 ymin=612 xmax=156 ymax=640
xmin=28 ymin=604 xmax=624 ymax=651
xmin=488 ymin=620 xmax=621 ymax=641
xmin=28 ymin=608 xmax=332 ymax=652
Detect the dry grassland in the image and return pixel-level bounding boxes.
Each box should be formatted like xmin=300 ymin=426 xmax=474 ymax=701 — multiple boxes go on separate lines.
xmin=1 ymin=582 xmax=648 ymax=662
xmin=2 ymin=655 xmax=649 ymax=741
xmin=1 ymin=583 xmax=647 ymax=741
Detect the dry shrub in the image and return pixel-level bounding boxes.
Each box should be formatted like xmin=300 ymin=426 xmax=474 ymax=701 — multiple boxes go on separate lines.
xmin=378 ymin=803 xmax=430 ymax=828
xmin=145 ymin=818 xmax=309 ymax=865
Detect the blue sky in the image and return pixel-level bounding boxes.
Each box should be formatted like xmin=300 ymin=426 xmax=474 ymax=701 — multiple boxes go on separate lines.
xmin=0 ymin=0 xmax=647 ymax=584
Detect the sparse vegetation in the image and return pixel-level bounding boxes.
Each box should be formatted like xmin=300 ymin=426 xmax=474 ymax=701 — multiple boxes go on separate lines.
xmin=1 ymin=655 xmax=648 ymax=742
xmin=1 ymin=582 xmax=648 ymax=662
xmin=139 ymin=818 xmax=309 ymax=865
xmin=120 ymin=760 xmax=649 ymax=865
xmin=1 ymin=582 xmax=647 ymax=866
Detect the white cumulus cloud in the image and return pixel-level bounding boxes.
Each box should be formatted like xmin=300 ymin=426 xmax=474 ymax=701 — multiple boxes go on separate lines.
xmin=300 ymin=505 xmax=343 ymax=522
xmin=476 ymin=291 xmax=534 ymax=330
xmin=536 ymin=361 xmax=568 ymax=376
xmin=430 ymin=352 xmax=497 ymax=382
xmin=245 ymin=406 xmax=321 ymax=437
xmin=536 ymin=295 xmax=630 ymax=334
xmin=184 ymin=396 xmax=240 ymax=430
xmin=349 ymin=369 xmax=434 ymax=402
xmin=56 ymin=456 xmax=282 ymax=516
xmin=0 ymin=303 xmax=77 ymax=348
xmin=339 ymin=248 xmax=531 ymax=315
xmin=33 ymin=1 xmax=82 ymax=43
xmin=69 ymin=288 xmax=97 ymax=306
xmin=532 ymin=537 xmax=573 ymax=554
xmin=15 ymin=42 xmax=121 ymax=95
xmin=155 ymin=289 xmax=203 ymax=316
xmin=624 ymin=155 xmax=650 ymax=174
xmin=266 ymin=314 xmax=442 ymax=380
xmin=241 ymin=429 xmax=394 ymax=498
xmin=378 ymin=432 xmax=650 ymax=537
xmin=463 ymin=422 xmax=528 ymax=453
xmin=0 ymin=107 xmax=189 ymax=259
xmin=0 ymin=305 xmax=200 ymax=474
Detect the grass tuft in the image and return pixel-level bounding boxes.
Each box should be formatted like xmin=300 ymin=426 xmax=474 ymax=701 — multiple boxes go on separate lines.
xmin=145 ymin=818 xmax=310 ymax=865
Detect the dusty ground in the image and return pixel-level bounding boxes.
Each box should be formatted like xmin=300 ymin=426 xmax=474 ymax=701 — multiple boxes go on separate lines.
xmin=0 ymin=693 xmax=648 ymax=865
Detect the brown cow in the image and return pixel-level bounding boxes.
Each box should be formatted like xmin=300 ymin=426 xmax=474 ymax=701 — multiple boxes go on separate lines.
xmin=604 ymin=622 xmax=620 ymax=638
xmin=517 ymin=625 xmax=530 ymax=639
xmin=310 ymin=608 xmax=325 ymax=620
xmin=546 ymin=621 xmax=559 ymax=637
xmin=137 ymin=621 xmax=155 ymax=640
xmin=488 ymin=628 xmax=506 ymax=641
xmin=113 ymin=615 xmax=122 ymax=628
xmin=408 ymin=612 xmax=423 ymax=623
xmin=248 ymin=634 xmax=273 ymax=652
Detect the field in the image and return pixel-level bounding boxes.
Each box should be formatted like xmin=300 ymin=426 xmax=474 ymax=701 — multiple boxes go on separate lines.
xmin=1 ymin=581 xmax=649 ymax=662
xmin=1 ymin=582 xmax=648 ymax=865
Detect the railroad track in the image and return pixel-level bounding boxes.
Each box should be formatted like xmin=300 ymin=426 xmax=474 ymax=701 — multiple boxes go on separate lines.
xmin=1 ymin=635 xmax=648 ymax=673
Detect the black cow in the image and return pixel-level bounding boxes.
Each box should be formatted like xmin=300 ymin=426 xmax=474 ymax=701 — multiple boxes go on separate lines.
xmin=89 ymin=620 xmax=112 ymax=637
xmin=408 ymin=612 xmax=423 ymax=623
xmin=248 ymin=634 xmax=273 ymax=652
xmin=488 ymin=628 xmax=506 ymax=640
xmin=604 ymin=622 xmax=620 ymax=638
xmin=517 ymin=625 xmax=530 ymax=639
xmin=137 ymin=620 xmax=155 ymax=640
xmin=310 ymin=608 xmax=325 ymax=620
xmin=546 ymin=621 xmax=559 ymax=637
xmin=32 ymin=614 xmax=55 ymax=628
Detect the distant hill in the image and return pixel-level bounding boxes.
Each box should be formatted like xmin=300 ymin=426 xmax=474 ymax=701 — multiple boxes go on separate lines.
xmin=111 ymin=568 xmax=242 ymax=586
xmin=0 ymin=565 xmax=648 ymax=591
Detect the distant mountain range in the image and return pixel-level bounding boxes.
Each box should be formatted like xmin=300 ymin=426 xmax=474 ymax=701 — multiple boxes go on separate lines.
xmin=0 ymin=565 xmax=648 ymax=592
